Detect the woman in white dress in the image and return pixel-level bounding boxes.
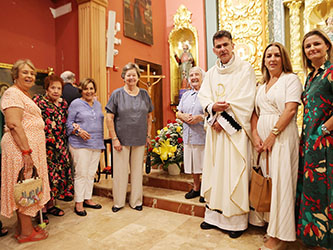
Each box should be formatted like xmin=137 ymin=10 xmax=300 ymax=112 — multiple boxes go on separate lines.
xmin=250 ymin=42 xmax=303 ymax=249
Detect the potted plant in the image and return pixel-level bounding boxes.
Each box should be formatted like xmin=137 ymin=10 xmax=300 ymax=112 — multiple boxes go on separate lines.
xmin=148 ymin=120 xmax=183 ymax=175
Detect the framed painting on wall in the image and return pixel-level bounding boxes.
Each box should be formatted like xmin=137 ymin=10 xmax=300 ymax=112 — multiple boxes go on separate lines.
xmin=0 ymin=63 xmax=49 ymax=97
xmin=123 ymin=0 xmax=153 ymax=45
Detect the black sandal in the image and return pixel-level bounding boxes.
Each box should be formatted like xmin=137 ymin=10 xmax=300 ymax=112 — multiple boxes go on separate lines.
xmin=47 ymin=206 xmax=64 ymax=216
xmin=0 ymin=221 xmax=8 ymax=237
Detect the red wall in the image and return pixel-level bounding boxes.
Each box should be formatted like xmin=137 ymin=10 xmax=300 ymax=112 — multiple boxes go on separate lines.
xmin=0 ymin=0 xmax=56 ymax=70
xmin=54 ymin=0 xmax=79 ymax=78
xmin=0 ymin=0 xmax=203 ymax=125
xmin=0 ymin=0 xmax=78 ymax=77
xmin=107 ymin=0 xmax=174 ymax=123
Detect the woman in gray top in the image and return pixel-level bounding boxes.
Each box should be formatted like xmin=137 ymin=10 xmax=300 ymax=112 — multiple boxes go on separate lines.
xmin=106 ymin=63 xmax=153 ymax=212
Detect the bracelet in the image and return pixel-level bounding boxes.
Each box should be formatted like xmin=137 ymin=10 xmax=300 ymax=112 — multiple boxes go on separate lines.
xmin=271 ymin=126 xmax=280 ymax=136
xmin=74 ymin=129 xmax=79 ymax=136
xmin=22 ymin=149 xmax=32 ymax=155
xmin=321 ymin=124 xmax=331 ymax=135
xmin=111 ymin=137 xmax=118 ymax=141
xmin=147 ymin=135 xmax=151 ymax=139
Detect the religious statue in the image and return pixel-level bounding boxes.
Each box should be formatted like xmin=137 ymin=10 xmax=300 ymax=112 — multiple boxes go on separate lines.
xmin=174 ymin=41 xmax=194 ymax=90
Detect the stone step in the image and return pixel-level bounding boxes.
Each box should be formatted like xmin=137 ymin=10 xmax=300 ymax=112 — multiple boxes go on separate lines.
xmin=143 ymin=168 xmax=194 ymax=192
xmin=143 ymin=186 xmax=204 ymax=217
xmin=93 ymin=173 xmax=204 ymax=218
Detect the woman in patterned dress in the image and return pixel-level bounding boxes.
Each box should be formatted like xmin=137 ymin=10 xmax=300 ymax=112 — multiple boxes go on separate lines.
xmin=33 ymin=75 xmax=74 ymax=220
xmin=0 ymin=59 xmax=50 ymax=243
xmin=296 ymin=29 xmax=333 ymax=249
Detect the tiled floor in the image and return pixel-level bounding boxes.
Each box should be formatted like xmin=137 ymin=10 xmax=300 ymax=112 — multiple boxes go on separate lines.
xmin=0 ymin=196 xmax=308 ymax=250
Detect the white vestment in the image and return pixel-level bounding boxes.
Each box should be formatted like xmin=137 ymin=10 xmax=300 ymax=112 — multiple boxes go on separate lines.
xmin=198 ymin=55 xmax=256 ymax=230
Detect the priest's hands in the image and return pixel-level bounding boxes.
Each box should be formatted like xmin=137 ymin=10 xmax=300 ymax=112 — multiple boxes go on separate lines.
xmin=212 ymin=121 xmax=223 ymax=132
xmin=212 ymin=102 xmax=229 ymax=112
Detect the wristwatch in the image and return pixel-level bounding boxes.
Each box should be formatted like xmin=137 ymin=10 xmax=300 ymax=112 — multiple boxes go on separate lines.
xmin=321 ymin=124 xmax=331 ymax=135
xmin=75 ymin=129 xmax=80 ymax=136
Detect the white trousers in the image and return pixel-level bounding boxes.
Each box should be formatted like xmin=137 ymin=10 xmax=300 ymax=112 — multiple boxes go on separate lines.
xmin=69 ymin=146 xmax=101 ymax=203
xmin=112 ymin=145 xmax=145 ymax=208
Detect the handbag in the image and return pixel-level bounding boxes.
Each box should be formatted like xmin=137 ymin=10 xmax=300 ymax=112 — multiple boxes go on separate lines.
xmin=14 ymin=166 xmax=43 ymax=207
xmin=145 ymin=147 xmax=151 ymax=174
xmin=249 ymin=151 xmax=272 ymax=212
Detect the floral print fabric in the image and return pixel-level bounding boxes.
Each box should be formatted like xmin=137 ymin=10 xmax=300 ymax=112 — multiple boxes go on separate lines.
xmin=296 ymin=61 xmax=333 ymax=248
xmin=33 ymin=95 xmax=74 ymax=201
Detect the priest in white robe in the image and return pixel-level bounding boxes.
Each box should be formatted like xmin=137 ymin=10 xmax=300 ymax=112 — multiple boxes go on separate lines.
xmin=198 ymin=30 xmax=256 ymax=238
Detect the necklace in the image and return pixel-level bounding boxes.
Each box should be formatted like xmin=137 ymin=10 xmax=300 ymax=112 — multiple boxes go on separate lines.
xmin=124 ymin=85 xmax=139 ymax=96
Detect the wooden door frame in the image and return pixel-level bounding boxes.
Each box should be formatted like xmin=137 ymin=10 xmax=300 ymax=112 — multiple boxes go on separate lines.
xmin=134 ymin=58 xmax=163 ymax=138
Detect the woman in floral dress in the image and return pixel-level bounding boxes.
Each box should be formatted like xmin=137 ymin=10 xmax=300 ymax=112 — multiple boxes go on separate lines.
xmin=296 ymin=29 xmax=333 ymax=249
xmin=33 ymin=75 xmax=74 ymax=219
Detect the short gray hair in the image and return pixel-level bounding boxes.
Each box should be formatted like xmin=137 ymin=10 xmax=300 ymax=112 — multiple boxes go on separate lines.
xmin=121 ymin=63 xmax=141 ymax=79
xmin=60 ymin=71 xmax=75 ymax=84
xmin=188 ymin=66 xmax=205 ymax=80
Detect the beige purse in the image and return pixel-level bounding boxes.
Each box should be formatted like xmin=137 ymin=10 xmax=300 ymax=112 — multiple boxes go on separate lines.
xmin=249 ymin=151 xmax=272 ymax=212
xmin=14 ymin=166 xmax=43 ymax=207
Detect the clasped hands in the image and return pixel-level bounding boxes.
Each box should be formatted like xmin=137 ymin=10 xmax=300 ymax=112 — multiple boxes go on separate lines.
xmin=181 ymin=113 xmax=202 ymax=125
xmin=253 ymin=133 xmax=276 ymax=153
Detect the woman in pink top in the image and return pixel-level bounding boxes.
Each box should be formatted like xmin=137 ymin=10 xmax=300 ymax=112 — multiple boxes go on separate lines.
xmin=1 ymin=59 xmax=50 ymax=243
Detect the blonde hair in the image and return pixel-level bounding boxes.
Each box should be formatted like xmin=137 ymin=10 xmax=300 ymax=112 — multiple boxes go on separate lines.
xmin=302 ymin=29 xmax=333 ymax=73
xmin=261 ymin=42 xmax=293 ymax=83
xmin=11 ymin=59 xmax=36 ymax=81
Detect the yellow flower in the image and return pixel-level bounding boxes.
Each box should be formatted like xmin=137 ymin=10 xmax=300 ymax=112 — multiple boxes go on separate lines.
xmin=163 ymin=127 xmax=168 ymax=131
xmin=157 ymin=130 xmax=161 ymax=135
xmin=157 ymin=140 xmax=177 ymax=162
xmin=176 ymin=126 xmax=181 ymax=133
xmin=152 ymin=148 xmax=160 ymax=154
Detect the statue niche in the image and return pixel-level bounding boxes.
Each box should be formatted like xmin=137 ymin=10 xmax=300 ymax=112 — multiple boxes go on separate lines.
xmin=174 ymin=41 xmax=195 ymax=98
xmin=168 ymin=5 xmax=198 ymax=106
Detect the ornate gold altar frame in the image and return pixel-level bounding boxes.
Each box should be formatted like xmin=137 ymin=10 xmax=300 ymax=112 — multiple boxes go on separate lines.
xmin=304 ymin=0 xmax=333 ymax=30
xmin=218 ymin=0 xmax=268 ymax=76
xmin=168 ymin=5 xmax=199 ymax=105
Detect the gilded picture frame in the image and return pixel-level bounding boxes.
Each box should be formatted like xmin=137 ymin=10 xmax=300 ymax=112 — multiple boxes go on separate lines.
xmin=0 ymin=63 xmax=49 ymax=97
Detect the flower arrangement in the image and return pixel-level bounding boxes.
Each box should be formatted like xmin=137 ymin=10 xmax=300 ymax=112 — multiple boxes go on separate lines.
xmin=148 ymin=120 xmax=183 ymax=171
